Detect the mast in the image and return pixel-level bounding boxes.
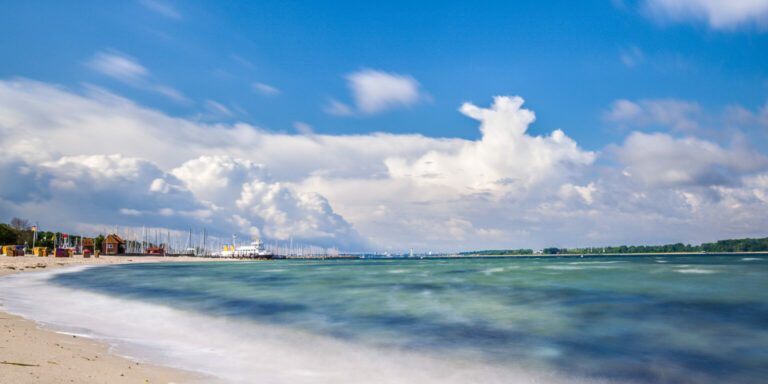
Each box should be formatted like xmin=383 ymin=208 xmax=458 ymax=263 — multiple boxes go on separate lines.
xmin=202 ymin=228 xmax=207 ymax=256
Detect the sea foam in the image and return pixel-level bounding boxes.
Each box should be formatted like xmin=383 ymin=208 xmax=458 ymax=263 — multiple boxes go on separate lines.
xmin=0 ymin=266 xmax=605 ymax=384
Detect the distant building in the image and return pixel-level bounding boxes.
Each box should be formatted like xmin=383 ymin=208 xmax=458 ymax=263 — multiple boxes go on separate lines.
xmin=103 ymin=234 xmax=125 ymax=255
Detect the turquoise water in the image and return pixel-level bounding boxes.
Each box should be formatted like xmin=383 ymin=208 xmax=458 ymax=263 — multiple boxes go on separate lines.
xmin=37 ymin=255 xmax=768 ymax=382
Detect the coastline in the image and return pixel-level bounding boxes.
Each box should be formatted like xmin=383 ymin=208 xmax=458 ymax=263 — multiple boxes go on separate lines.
xmin=0 ymin=255 xmax=230 ymax=384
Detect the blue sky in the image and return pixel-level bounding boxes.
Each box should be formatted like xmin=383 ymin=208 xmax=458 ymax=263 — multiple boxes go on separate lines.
xmin=1 ymin=0 xmax=768 ymax=251
xmin=2 ymin=0 xmax=766 ymax=144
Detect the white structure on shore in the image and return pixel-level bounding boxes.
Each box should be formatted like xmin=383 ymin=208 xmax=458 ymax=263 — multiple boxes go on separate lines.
xmin=220 ymin=236 xmax=273 ymax=258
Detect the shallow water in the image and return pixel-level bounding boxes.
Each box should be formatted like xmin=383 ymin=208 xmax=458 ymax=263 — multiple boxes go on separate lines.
xmin=2 ymin=255 xmax=767 ymax=383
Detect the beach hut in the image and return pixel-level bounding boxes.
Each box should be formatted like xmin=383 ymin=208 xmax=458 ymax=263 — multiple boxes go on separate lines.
xmin=2 ymin=245 xmax=24 ymax=256
xmin=103 ymin=234 xmax=125 ymax=255
xmin=80 ymin=238 xmax=95 ymax=254
xmin=33 ymin=247 xmax=48 ymax=257
xmin=53 ymin=248 xmax=69 ymax=257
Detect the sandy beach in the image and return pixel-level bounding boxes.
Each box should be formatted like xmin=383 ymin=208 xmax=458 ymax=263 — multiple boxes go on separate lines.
xmin=0 ymin=254 xmax=228 ymax=384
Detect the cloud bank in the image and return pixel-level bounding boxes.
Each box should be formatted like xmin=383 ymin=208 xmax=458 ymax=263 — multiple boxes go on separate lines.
xmin=1 ymin=78 xmax=768 ymax=251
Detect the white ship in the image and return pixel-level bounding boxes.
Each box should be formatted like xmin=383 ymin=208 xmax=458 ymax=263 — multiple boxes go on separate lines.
xmin=221 ymin=236 xmax=273 ymax=258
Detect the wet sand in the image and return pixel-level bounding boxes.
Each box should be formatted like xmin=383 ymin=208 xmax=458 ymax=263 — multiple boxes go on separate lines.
xmin=0 ymin=254 xmax=231 ymax=383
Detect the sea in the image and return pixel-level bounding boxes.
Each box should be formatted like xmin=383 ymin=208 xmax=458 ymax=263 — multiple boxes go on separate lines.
xmin=1 ymin=255 xmax=767 ymax=383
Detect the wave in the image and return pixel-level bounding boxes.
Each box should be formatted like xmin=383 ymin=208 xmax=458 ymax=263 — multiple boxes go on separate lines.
xmin=741 ymin=258 xmax=762 ymax=261
xmin=0 ymin=266 xmax=605 ymax=384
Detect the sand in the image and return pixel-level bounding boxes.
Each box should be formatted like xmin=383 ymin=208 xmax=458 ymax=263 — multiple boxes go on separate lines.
xmin=0 ymin=254 xmax=233 ymax=383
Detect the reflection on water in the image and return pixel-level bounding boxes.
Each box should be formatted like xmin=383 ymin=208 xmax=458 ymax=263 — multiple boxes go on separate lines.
xmin=51 ymin=255 xmax=768 ymax=383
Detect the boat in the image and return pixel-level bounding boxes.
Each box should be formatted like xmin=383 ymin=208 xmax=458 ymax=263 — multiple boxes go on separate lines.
xmin=221 ymin=237 xmax=273 ymax=259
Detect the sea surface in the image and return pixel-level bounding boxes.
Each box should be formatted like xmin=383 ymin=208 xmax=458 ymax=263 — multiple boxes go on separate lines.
xmin=1 ymin=255 xmax=767 ymax=383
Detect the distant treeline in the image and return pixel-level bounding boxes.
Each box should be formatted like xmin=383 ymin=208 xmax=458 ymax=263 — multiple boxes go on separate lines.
xmin=464 ymin=237 xmax=768 ymax=255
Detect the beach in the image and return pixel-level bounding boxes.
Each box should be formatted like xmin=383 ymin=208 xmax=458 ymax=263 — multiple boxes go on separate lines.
xmin=0 ymin=255 xmax=225 ymax=384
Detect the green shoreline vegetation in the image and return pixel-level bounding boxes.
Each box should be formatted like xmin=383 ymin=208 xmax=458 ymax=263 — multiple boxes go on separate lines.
xmin=462 ymin=237 xmax=768 ymax=256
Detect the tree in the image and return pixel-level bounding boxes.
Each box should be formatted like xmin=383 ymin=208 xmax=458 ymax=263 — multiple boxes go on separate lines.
xmin=10 ymin=217 xmax=31 ymax=231
xmin=0 ymin=223 xmax=17 ymax=245
xmin=94 ymin=234 xmax=105 ymax=252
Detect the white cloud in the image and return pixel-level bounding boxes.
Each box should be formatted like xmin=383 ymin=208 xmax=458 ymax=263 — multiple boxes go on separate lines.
xmin=293 ymin=121 xmax=314 ymax=135
xmin=326 ymin=69 xmax=425 ymax=116
xmin=252 ymin=82 xmax=280 ymax=95
xmin=88 ymin=51 xmax=148 ymax=83
xmin=139 ymin=0 xmax=182 ymax=19
xmin=620 ymin=45 xmax=644 ymax=67
xmin=204 ymin=100 xmax=233 ymax=117
xmin=348 ymin=69 xmax=423 ymax=114
xmin=724 ymin=101 xmax=768 ymax=127
xmin=87 ymin=50 xmax=188 ymax=103
xmin=171 ymin=156 xmax=365 ymax=249
xmin=386 ymin=96 xmax=596 ymax=196
xmin=603 ymin=98 xmax=701 ymax=132
xmin=643 ymin=0 xmax=768 ymax=29
xmin=611 ymin=132 xmax=767 ymax=187
xmin=171 ymin=156 xmax=268 ymax=203
xmin=2 ymin=78 xmax=768 ymax=251
xmin=323 ymin=99 xmax=354 ymax=116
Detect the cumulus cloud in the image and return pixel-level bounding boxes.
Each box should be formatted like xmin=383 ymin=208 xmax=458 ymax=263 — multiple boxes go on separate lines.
xmin=643 ymin=0 xmax=768 ymax=29
xmin=171 ymin=156 xmax=365 ymax=249
xmin=386 ymin=96 xmax=596 ymax=196
xmin=326 ymin=69 xmax=425 ymax=116
xmin=2 ymin=77 xmax=768 ymax=251
xmin=171 ymin=156 xmax=269 ymax=204
xmin=0 ymin=153 xmax=208 ymax=230
xmin=611 ymin=132 xmax=768 ymax=187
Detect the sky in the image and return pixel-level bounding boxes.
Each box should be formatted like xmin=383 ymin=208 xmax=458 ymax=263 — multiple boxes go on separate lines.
xmin=1 ymin=0 xmax=768 ymax=252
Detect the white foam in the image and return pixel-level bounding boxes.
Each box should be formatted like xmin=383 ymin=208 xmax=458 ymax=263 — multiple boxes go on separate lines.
xmin=482 ymin=267 xmax=506 ymax=275
xmin=0 ymin=266 xmax=614 ymax=384
xmin=567 ymin=261 xmax=626 ymax=265
xmin=741 ymin=258 xmax=761 ymax=261
xmin=674 ymin=268 xmax=716 ymax=274
xmin=544 ymin=265 xmax=616 ymax=270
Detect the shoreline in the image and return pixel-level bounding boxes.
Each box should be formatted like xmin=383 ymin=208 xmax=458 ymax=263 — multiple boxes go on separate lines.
xmin=0 ymin=255 xmax=233 ymax=384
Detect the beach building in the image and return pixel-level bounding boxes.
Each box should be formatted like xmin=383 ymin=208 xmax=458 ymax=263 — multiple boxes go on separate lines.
xmin=103 ymin=234 xmax=125 ymax=255
xmin=80 ymin=238 xmax=95 ymax=253
xmin=147 ymin=247 xmax=165 ymax=255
